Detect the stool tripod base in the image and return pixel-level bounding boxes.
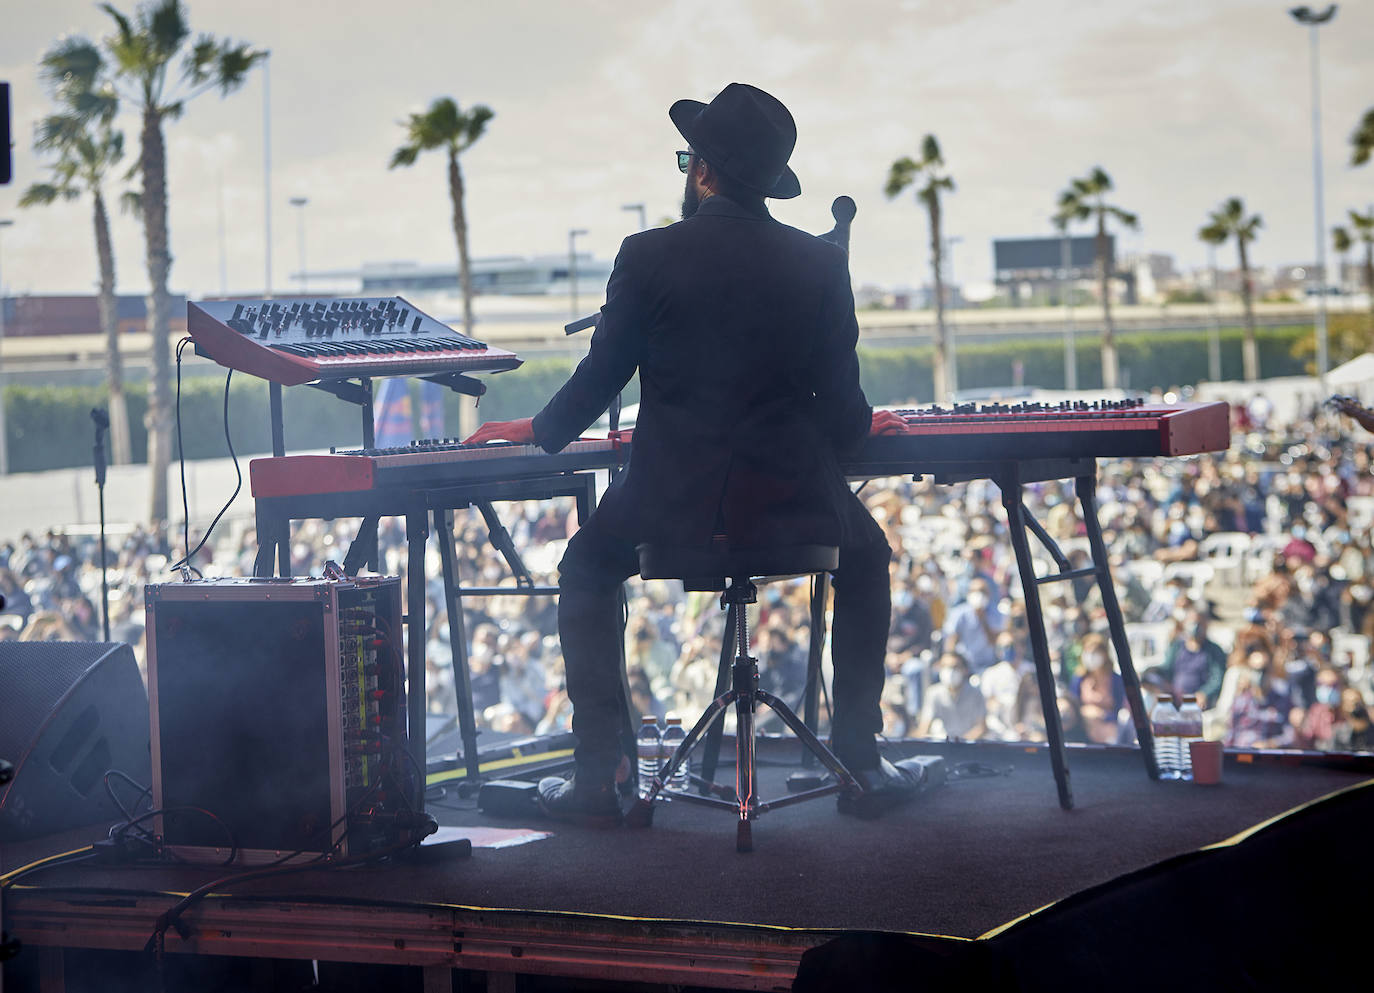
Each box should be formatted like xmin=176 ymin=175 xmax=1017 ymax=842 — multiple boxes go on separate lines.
xmin=627 ymin=656 xmax=862 ymax=851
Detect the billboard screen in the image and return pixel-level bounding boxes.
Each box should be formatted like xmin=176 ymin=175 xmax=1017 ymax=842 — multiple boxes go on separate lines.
xmin=994 ymin=236 xmax=1106 ymax=277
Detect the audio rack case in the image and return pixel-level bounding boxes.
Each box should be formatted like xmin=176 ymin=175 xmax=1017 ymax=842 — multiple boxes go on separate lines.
xmin=145 ymin=576 xmax=409 ymax=864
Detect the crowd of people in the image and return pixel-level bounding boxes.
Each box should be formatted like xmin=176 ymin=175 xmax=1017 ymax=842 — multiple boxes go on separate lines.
xmin=3 ymin=387 xmax=1372 ymax=758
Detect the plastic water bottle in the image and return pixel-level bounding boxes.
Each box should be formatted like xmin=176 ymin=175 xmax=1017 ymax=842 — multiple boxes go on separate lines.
xmin=636 ymin=715 xmax=663 ymax=799
xmin=1150 ymin=694 xmax=1181 ymax=780
xmin=662 ymin=716 xmax=689 ymax=792
xmin=1176 ymin=698 xmax=1204 ymax=782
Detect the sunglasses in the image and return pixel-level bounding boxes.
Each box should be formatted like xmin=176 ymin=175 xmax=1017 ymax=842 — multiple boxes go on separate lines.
xmin=676 ymin=150 xmax=693 ymax=173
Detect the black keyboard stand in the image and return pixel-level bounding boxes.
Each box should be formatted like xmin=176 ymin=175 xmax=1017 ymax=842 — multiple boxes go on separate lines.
xmin=800 ymin=456 xmax=1160 ymax=810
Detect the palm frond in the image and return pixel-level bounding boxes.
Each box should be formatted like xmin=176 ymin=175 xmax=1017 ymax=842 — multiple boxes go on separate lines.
xmin=120 ymin=190 xmax=144 ymax=217
xmin=34 ymin=113 xmax=87 ymax=151
xmin=883 ymin=156 xmax=918 ymax=198
xmin=389 ymin=144 xmax=421 ymax=169
xmin=39 ymin=37 xmax=104 ymax=99
xmin=147 ymin=0 xmax=191 ymax=61
xmin=1333 ymin=226 xmax=1353 ymax=253
xmin=460 ymin=104 xmax=494 ymax=150
xmin=1350 ymin=107 xmax=1374 ymax=167
xmin=919 ymin=133 xmax=942 ymax=167
xmin=1198 ymin=222 xmax=1227 ymax=246
xmin=19 ymin=182 xmax=76 ymax=207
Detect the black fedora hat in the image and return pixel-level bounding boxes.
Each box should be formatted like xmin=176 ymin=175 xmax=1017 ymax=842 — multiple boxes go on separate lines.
xmin=669 ymin=82 xmax=801 ymax=200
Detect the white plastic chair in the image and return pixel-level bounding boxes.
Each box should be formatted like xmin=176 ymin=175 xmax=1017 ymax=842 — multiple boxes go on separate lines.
xmin=1333 ymin=630 xmax=1370 ymax=671
xmin=1126 ymin=620 xmax=1173 ymax=672
xmin=1348 ymin=496 xmax=1374 ymax=535
xmin=1162 ymin=561 xmax=1215 ymax=599
xmin=1198 ymin=532 xmax=1252 ymax=588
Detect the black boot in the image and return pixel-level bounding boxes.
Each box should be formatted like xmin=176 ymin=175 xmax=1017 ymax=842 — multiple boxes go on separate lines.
xmin=537 ymin=770 xmax=624 ymax=827
xmin=837 ymin=757 xmax=926 ymax=820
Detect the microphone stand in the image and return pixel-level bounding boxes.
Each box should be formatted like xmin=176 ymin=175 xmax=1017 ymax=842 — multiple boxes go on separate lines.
xmin=91 ymin=408 xmax=111 ymax=642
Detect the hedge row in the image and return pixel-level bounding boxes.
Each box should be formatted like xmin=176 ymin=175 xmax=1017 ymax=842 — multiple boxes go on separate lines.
xmin=1 ymin=324 xmax=1313 ymax=474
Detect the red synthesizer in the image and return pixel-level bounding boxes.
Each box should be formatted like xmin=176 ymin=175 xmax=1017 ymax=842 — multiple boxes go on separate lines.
xmin=853 ymin=398 xmax=1230 ymax=468
xmin=250 ymin=438 xmax=626 ymax=499
xmin=188 ymin=296 xmax=522 ymax=386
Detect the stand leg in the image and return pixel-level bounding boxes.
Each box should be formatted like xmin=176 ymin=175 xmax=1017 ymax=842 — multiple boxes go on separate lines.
xmin=343 ymin=516 xmax=379 ymax=576
xmin=630 ymin=692 xmax=736 ymax=814
xmin=1000 ymin=471 xmax=1074 ymax=810
xmin=700 ymin=603 xmax=737 ymax=789
xmin=801 ymin=573 xmax=830 ymax=767
xmin=405 ymin=509 xmax=430 ymax=805
xmin=1078 ymin=474 xmax=1159 ymax=779
xmin=435 ymin=509 xmax=481 ymax=784
xmin=756 ymin=689 xmax=860 ymax=790
xmin=734 ymin=660 xmax=757 ymax=830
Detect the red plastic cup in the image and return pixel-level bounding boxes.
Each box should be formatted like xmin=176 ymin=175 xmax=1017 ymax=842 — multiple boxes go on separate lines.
xmin=1190 ymin=739 xmax=1223 ymax=785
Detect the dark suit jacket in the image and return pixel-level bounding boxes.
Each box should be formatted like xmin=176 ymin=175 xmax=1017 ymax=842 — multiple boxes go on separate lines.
xmin=531 ymin=195 xmax=872 ymax=548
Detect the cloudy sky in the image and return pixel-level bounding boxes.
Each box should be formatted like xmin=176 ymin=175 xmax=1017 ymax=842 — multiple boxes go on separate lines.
xmin=0 ymin=0 xmax=1369 ymax=301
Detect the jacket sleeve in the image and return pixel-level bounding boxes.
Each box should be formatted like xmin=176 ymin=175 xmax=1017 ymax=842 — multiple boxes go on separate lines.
xmin=532 ymin=238 xmax=644 ymax=453
xmin=807 ymin=250 xmax=872 ymax=454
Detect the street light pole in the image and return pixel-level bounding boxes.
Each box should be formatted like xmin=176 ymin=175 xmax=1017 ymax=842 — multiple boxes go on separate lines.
xmin=262 ymin=53 xmax=273 ymax=298
xmin=621 ymin=203 xmax=647 ymax=231
xmin=1058 ymin=224 xmax=1078 ymax=391
xmin=944 ymin=235 xmax=962 ymax=398
xmin=0 ymin=218 xmax=11 ymax=476
xmin=1290 ymin=4 xmax=1337 ymax=387
xmin=289 ymin=197 xmax=309 ymax=293
xmin=1207 ymin=242 xmax=1222 ymax=382
xmin=569 ymin=228 xmax=588 ymax=318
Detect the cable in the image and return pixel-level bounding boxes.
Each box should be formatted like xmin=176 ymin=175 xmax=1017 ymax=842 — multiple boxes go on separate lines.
xmin=169 ymin=352 xmax=242 ymax=575
xmin=0 ymin=846 xmax=98 ymax=888
xmin=111 ymin=806 xmax=239 ymax=867
xmin=103 ymin=769 xmax=155 ymax=844
xmin=103 ymin=769 xmax=152 ymax=823
xmin=143 ymin=834 xmax=421 ymax=956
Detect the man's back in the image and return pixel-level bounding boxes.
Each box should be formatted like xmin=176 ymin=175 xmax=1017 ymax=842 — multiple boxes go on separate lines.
xmin=535 ymin=195 xmax=871 ymax=547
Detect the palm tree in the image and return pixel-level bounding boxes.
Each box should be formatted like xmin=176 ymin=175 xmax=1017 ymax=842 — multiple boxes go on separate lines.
xmin=1333 ymin=209 xmax=1374 ymax=334
xmin=1199 ymin=198 xmax=1264 ymax=382
xmin=885 ymin=135 xmax=956 ymax=402
xmin=1054 ymin=168 xmax=1138 ymax=390
xmin=21 ymin=41 xmax=133 ymax=465
xmin=1351 ymin=107 xmax=1374 ymax=166
xmin=46 ymin=0 xmax=263 ymax=530
xmin=390 ymin=97 xmax=494 ymax=337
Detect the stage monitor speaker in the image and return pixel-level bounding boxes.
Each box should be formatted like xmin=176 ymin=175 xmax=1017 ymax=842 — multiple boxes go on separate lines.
xmin=0 ymin=641 xmax=151 ymax=842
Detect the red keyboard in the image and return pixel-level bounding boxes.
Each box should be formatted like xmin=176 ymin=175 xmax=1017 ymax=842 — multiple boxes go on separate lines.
xmin=188 ymin=296 xmax=522 ymax=386
xmin=854 ymin=399 xmax=1230 ymax=466
xmin=250 ymin=439 xmax=625 ymax=498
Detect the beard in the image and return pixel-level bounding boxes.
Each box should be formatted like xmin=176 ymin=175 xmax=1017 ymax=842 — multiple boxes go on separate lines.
xmin=681 ymin=172 xmax=700 ymax=220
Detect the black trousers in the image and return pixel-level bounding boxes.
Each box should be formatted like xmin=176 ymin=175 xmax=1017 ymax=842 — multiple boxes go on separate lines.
xmin=556 ymin=491 xmax=892 ymax=776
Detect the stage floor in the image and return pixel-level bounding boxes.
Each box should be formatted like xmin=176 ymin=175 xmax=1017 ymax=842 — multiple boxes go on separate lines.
xmin=4 ymin=740 xmax=1371 ymax=989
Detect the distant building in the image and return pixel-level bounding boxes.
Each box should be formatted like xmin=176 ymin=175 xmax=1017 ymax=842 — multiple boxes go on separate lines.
xmin=992 ymin=234 xmax=1135 ymax=306
xmin=304 ymin=255 xmax=614 ymax=298
xmin=0 ymin=294 xmax=188 ymax=337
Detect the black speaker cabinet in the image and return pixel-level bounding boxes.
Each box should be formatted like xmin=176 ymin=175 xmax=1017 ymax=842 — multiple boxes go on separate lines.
xmin=0 ymin=641 xmax=151 ymax=842
xmin=145 ymin=576 xmax=408 ymax=864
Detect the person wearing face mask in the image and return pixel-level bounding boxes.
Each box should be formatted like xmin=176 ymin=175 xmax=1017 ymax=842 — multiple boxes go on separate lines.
xmin=942 ymin=578 xmax=1005 ymax=674
xmin=979 ymin=633 xmax=1027 ymax=740
xmin=1148 ymin=606 xmax=1226 ymax=711
xmin=1225 ymin=649 xmax=1294 ymax=750
xmin=1071 ymin=632 xmax=1126 ymax=744
xmin=1298 ymin=667 xmax=1348 ymax=751
xmin=914 ymin=652 xmax=986 ymax=741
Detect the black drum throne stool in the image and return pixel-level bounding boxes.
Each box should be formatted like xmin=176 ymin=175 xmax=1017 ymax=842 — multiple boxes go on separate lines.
xmin=625 ymin=539 xmax=864 ymax=852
